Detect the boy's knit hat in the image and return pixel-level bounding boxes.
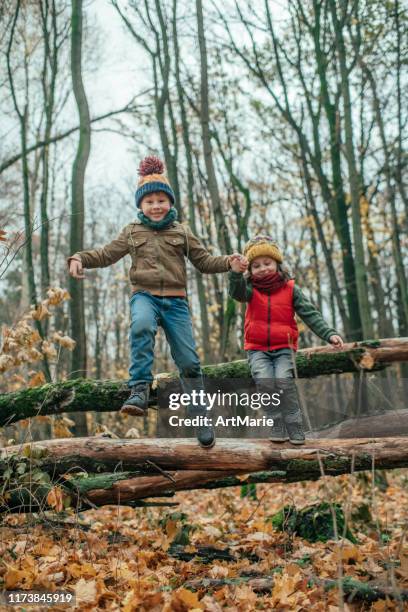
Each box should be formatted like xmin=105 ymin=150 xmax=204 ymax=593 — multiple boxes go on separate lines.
xmin=135 ymin=156 xmax=175 ymax=208
xmin=243 ymin=235 xmax=283 ymax=264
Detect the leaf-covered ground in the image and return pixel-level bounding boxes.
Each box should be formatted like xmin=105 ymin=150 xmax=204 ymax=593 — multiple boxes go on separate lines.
xmin=1 ymin=470 xmax=408 ymax=611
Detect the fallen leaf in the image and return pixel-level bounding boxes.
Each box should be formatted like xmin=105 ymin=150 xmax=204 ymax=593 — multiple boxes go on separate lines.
xmin=75 ymin=578 xmax=98 ymax=605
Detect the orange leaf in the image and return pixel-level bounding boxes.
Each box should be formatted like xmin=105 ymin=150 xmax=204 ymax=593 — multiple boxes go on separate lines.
xmin=31 ymin=303 xmax=51 ymax=321
xmin=171 ymin=588 xmax=203 ymax=610
xmin=28 ymin=371 xmax=46 ymax=388
xmin=46 ymin=487 xmax=64 ymax=512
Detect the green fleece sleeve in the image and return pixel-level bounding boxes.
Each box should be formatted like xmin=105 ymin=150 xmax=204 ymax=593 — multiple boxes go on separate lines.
xmin=228 ymin=271 xmax=252 ymax=303
xmin=293 ymin=285 xmax=338 ymax=342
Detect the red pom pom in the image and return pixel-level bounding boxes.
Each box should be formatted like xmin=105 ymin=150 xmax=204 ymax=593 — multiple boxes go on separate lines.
xmin=138 ymin=156 xmax=164 ymax=176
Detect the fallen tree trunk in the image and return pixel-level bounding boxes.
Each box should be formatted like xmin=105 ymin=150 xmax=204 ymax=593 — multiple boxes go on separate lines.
xmin=316 ymin=409 xmax=408 ymax=438
xmin=1 ymin=437 xmax=408 ymax=512
xmin=184 ymin=575 xmax=408 ymax=602
xmin=3 ymin=436 xmax=408 ymax=474
xmin=0 ymin=337 xmax=407 ymax=427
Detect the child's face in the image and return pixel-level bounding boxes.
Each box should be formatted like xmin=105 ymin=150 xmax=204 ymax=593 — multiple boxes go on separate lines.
xmin=250 ymin=256 xmax=278 ymax=278
xmin=140 ymin=191 xmax=171 ymax=221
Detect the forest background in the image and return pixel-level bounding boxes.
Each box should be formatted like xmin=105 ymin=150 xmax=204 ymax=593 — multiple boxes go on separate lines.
xmin=0 ymin=0 xmax=407 ymax=437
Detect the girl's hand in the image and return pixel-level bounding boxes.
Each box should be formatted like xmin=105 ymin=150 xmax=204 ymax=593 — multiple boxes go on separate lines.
xmin=229 ymin=254 xmax=248 ymax=273
xmin=329 ymin=335 xmax=344 ymax=349
xmin=69 ymin=257 xmax=85 ymax=280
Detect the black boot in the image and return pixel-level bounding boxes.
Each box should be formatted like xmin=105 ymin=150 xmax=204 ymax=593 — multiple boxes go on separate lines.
xmin=269 ymin=417 xmax=289 ymax=443
xmin=182 ymin=373 xmax=216 ymax=449
xmin=285 ymin=421 xmax=306 ymax=445
xmin=120 ymin=383 xmax=150 ymax=416
xmin=197 ymin=422 xmax=216 ymax=448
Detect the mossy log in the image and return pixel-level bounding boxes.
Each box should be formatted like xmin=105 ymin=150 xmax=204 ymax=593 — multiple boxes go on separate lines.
xmin=1 ymin=437 xmax=408 ymax=512
xmin=0 ymin=338 xmax=407 ymax=427
xmin=184 ymin=575 xmax=408 ymax=602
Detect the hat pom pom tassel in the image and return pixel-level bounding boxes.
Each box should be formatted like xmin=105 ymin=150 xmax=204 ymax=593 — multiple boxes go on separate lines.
xmin=138 ymin=156 xmax=164 ymax=176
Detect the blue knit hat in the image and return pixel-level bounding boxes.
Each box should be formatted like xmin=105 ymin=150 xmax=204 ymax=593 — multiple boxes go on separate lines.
xmin=135 ymin=156 xmax=175 ymax=208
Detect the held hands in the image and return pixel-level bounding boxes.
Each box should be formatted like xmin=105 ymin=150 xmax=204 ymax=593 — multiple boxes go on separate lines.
xmin=329 ymin=335 xmax=344 ymax=349
xmin=229 ymin=253 xmax=249 ymax=273
xmin=68 ymin=257 xmax=85 ymax=280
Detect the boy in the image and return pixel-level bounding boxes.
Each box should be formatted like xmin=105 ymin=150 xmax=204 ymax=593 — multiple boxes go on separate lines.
xmin=68 ymin=156 xmax=238 ymax=447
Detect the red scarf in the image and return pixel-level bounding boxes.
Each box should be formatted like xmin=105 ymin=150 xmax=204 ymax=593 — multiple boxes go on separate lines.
xmin=251 ymin=271 xmax=287 ymax=294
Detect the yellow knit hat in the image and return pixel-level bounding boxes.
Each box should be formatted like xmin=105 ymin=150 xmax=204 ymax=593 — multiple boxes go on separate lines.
xmin=243 ymin=236 xmax=283 ymax=264
xmin=135 ymin=156 xmax=175 ymax=208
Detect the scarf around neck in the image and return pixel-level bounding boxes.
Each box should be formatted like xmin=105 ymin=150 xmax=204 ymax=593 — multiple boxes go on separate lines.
xmin=137 ymin=206 xmax=178 ymax=230
xmin=251 ymin=271 xmax=287 ymax=294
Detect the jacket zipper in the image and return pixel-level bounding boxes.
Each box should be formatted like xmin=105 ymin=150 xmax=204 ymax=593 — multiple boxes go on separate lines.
xmin=267 ymin=293 xmax=271 ymax=349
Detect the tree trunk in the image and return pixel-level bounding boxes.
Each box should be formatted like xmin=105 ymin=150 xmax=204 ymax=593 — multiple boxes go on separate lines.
xmin=310 ymin=0 xmax=362 ymax=340
xmin=2 ymin=437 xmax=408 ymax=512
xmin=172 ymin=0 xmax=212 ymax=361
xmin=196 ymin=0 xmax=231 ymax=254
xmin=39 ymin=0 xmax=59 ymax=307
xmin=69 ymin=0 xmax=91 ymax=435
xmin=329 ymin=0 xmax=373 ymax=338
xmin=1 ymin=338 xmax=407 ymax=427
xmin=6 ymin=2 xmax=52 ymax=382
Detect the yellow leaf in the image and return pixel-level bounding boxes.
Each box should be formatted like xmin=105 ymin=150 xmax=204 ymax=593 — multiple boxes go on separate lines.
xmin=28 ymin=371 xmax=46 ymax=388
xmin=5 ymin=568 xmax=29 ymax=589
xmin=236 ymin=474 xmax=250 ymax=482
xmin=53 ymin=417 xmax=74 ymax=438
xmin=53 ymin=332 xmax=76 ymax=350
xmin=75 ymin=578 xmax=98 ymax=605
xmin=42 ymin=340 xmax=57 ymax=359
xmin=359 ymin=352 xmax=375 ymax=370
xmin=165 ymin=519 xmax=178 ymax=539
xmin=46 ymin=487 xmax=64 ymax=512
xmin=172 ymin=588 xmax=203 ymax=609
xmin=47 ymin=287 xmax=71 ymax=305
xmin=31 ymin=303 xmax=51 ymax=321
xmin=337 ymin=544 xmax=364 ymax=564
xmin=209 ymin=564 xmax=229 ymax=578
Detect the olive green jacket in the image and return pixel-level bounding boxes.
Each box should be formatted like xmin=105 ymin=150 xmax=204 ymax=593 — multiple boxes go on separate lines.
xmin=67 ymin=220 xmax=230 ymax=297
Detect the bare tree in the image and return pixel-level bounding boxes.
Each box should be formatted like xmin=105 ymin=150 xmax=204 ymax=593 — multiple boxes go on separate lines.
xmin=69 ymin=0 xmax=91 ymax=434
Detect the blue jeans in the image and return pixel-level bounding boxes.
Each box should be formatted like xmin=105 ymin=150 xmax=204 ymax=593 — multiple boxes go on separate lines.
xmin=128 ymin=291 xmax=202 ymax=390
xmin=247 ymin=349 xmax=303 ymax=425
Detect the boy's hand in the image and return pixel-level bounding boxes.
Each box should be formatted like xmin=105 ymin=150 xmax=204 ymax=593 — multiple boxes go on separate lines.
xmin=69 ymin=256 xmax=85 ymax=280
xmin=229 ymin=254 xmax=248 ymax=273
xmin=329 ymin=335 xmax=344 ymax=349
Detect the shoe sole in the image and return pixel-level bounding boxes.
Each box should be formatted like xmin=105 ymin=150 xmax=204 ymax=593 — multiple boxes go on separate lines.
xmin=120 ymin=405 xmax=146 ymax=416
xmin=198 ymin=434 xmax=216 ymax=449
xmin=269 ymin=437 xmax=289 ymax=443
xmin=289 ymin=439 xmax=306 ymax=445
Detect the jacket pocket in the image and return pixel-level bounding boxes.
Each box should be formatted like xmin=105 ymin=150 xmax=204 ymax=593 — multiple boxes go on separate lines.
xmin=128 ymin=235 xmax=148 ymax=258
xmin=163 ymin=235 xmax=185 ymax=257
xmin=128 ymin=235 xmax=147 ymax=249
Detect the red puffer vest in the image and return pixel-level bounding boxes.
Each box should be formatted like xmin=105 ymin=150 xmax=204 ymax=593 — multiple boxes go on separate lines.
xmin=244 ymin=280 xmax=299 ymax=351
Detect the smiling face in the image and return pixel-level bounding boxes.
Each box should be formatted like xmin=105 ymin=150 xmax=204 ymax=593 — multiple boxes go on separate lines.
xmin=140 ymin=191 xmax=171 ymax=221
xmin=250 ymin=255 xmax=278 ymax=278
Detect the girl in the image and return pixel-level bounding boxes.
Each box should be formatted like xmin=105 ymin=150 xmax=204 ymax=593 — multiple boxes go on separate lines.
xmin=228 ymin=235 xmax=343 ymax=444
xmin=68 ymin=156 xmax=238 ymax=448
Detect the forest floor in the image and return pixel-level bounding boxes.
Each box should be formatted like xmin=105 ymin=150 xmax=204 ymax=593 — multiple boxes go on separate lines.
xmin=0 ymin=470 xmax=407 ymax=611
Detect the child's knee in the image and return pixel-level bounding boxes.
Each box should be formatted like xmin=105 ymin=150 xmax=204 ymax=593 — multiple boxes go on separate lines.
xmin=130 ymin=318 xmax=155 ymax=338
